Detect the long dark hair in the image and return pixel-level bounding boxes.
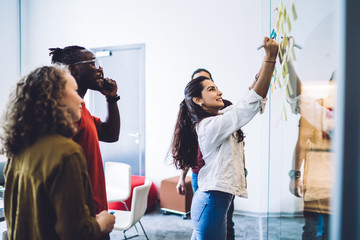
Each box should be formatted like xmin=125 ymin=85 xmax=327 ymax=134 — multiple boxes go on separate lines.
xmin=0 ymin=65 xmax=77 ymax=157
xmin=171 ymin=76 xmax=216 ymax=170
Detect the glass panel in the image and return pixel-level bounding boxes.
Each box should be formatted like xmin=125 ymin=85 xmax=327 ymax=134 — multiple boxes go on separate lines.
xmin=266 ymin=0 xmax=337 ymax=239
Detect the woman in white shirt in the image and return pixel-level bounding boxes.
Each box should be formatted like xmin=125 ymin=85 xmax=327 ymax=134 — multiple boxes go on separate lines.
xmin=171 ymin=37 xmax=278 ymax=240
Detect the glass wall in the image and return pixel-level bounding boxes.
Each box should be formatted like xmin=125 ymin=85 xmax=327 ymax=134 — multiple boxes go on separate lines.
xmin=266 ymin=0 xmax=337 ymax=239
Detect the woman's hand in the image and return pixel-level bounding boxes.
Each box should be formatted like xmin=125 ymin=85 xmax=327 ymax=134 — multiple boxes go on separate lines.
xmin=96 ymin=210 xmax=116 ymax=234
xmin=263 ymin=37 xmax=279 ymax=61
xmin=176 ymin=176 xmax=187 ymax=195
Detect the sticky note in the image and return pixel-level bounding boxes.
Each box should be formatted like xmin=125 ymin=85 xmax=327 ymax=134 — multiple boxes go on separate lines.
xmin=279 ymin=0 xmax=283 ymax=13
xmin=279 ymin=47 xmax=283 ymax=60
xmin=284 ymin=73 xmax=293 ymax=96
xmin=287 ymin=14 xmax=292 ymax=32
xmin=282 ymin=33 xmax=288 ymax=49
xmin=282 ymin=64 xmax=286 ymax=78
xmin=291 ymin=1 xmax=298 ymax=21
xmin=277 ymin=75 xmax=282 ymax=88
xmin=283 ymin=103 xmax=287 ymax=121
xmin=284 ymin=8 xmax=288 ymax=23
xmin=284 ymin=61 xmax=288 ymax=74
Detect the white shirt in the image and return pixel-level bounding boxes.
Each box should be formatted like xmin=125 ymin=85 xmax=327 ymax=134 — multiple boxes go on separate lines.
xmin=287 ymin=95 xmax=334 ymax=134
xmin=196 ymin=89 xmax=267 ymax=197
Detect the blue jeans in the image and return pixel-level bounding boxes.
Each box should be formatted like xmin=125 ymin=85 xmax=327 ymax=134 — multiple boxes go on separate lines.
xmin=303 ymin=211 xmax=328 ymax=240
xmin=191 ymin=172 xmax=199 ymax=193
xmin=302 ymin=199 xmax=329 ymax=240
xmin=191 ymin=190 xmax=234 ymax=240
xmin=192 ymin=173 xmax=235 ymax=240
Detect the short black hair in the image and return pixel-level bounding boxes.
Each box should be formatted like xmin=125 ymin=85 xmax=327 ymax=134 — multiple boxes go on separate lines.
xmin=191 ymin=68 xmax=213 ymax=80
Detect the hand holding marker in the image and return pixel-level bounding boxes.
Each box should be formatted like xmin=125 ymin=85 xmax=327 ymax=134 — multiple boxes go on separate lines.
xmin=257 ymin=36 xmax=302 ymax=50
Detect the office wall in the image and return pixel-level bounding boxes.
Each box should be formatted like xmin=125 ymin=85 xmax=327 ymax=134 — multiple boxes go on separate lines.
xmin=0 ymin=0 xmax=19 ymax=162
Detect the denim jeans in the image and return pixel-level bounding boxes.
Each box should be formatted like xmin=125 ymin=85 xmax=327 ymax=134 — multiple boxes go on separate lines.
xmin=191 ymin=173 xmax=235 ymax=240
xmin=191 ymin=190 xmax=234 ymax=240
xmin=191 ymin=172 xmax=199 ymax=193
xmin=302 ymin=199 xmax=329 ymax=240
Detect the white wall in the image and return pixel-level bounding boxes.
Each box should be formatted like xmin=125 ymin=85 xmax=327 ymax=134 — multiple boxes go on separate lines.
xmin=5 ymin=0 xmax=335 ymax=214
xmin=0 ymin=0 xmax=20 ymax=162
xmin=19 ymin=0 xmax=271 ymax=213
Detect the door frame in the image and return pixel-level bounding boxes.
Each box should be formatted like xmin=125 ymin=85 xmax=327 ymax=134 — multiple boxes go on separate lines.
xmin=90 ymin=43 xmax=146 ymax=175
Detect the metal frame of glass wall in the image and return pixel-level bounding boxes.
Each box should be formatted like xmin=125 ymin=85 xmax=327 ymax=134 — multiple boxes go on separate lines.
xmin=332 ymin=0 xmax=360 ymax=239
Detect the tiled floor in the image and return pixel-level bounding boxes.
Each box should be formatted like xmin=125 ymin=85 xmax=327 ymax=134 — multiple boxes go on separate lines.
xmin=110 ymin=203 xmax=305 ymax=240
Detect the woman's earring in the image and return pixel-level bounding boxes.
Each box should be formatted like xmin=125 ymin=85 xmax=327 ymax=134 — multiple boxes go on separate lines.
xmin=199 ymin=103 xmax=202 ymax=107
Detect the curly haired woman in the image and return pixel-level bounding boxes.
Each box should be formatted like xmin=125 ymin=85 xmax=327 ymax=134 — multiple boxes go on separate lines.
xmin=1 ymin=65 xmax=115 ymax=240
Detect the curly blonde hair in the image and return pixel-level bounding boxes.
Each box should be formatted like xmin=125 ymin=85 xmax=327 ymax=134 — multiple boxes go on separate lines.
xmin=1 ymin=65 xmax=77 ymax=157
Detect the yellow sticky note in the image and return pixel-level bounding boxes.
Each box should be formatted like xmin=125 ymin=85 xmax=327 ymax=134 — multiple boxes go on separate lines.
xmin=284 ymin=61 xmax=288 ymax=74
xmin=287 ymin=14 xmax=292 ymax=32
xmin=283 ymin=49 xmax=288 ymax=63
xmin=285 ymin=73 xmax=293 ymax=96
xmin=282 ymin=64 xmax=286 ymax=79
xmin=291 ymin=1 xmax=298 ymax=21
xmin=282 ymin=34 xmax=288 ymax=49
xmin=283 ymin=103 xmax=287 ymax=121
xmin=276 ymin=13 xmax=281 ymax=31
xmin=279 ymin=0 xmax=283 ymax=12
xmin=279 ymin=47 xmax=283 ymax=61
xmin=277 ymin=75 xmax=282 ymax=88
xmin=281 ymin=0 xmax=286 ymax=13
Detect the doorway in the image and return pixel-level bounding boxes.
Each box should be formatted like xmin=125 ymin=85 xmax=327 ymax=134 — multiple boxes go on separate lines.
xmin=89 ymin=44 xmax=145 ymax=176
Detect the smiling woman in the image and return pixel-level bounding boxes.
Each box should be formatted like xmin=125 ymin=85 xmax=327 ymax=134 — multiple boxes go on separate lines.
xmin=171 ymin=37 xmax=278 ymax=240
xmin=0 ymin=65 xmax=115 ymax=240
xmin=192 ymin=79 xmax=224 ymax=115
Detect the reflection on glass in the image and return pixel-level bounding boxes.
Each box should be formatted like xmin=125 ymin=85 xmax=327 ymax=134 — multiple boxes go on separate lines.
xmin=287 ymin=61 xmax=335 ymax=239
xmin=267 ymin=0 xmax=336 ymax=239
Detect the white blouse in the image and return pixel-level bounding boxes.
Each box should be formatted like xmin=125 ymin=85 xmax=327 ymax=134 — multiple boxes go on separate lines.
xmin=287 ymin=95 xmax=334 ymax=134
xmin=196 ymin=89 xmax=267 ymax=197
